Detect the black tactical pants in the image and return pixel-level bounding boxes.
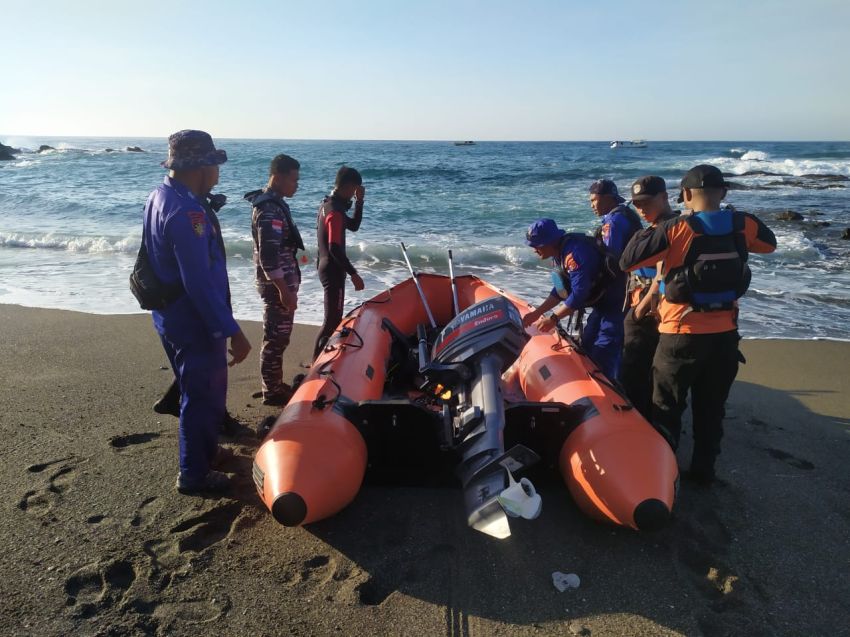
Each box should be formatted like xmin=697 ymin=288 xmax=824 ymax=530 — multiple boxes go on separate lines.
xmin=620 ymin=308 xmax=660 ymax=421
xmin=651 ymin=330 xmax=741 ymax=474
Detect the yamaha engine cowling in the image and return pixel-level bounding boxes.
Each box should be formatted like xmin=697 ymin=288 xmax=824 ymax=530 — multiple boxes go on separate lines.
xmin=432 ymin=296 xmax=530 ymax=536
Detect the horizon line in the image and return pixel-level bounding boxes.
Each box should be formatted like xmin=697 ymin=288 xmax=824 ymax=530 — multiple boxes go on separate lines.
xmin=3 ymin=134 xmax=849 ymax=144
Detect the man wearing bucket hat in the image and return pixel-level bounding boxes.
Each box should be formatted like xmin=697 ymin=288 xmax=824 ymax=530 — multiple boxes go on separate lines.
xmin=521 ymin=218 xmax=624 ymax=380
xmin=142 ymin=129 xmax=252 ymax=494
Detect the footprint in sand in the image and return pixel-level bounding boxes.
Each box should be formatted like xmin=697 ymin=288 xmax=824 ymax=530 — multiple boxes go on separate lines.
xmin=129 ymin=496 xmax=163 ymax=529
xmin=672 ymin=500 xmax=775 ymax=634
xmin=64 ymin=559 xmax=136 ymax=618
xmin=767 ymin=448 xmax=815 ymax=470
xmin=149 ymin=595 xmax=232 ymax=631
xmin=18 ymin=460 xmax=81 ymax=515
xmin=678 ymin=548 xmax=740 ymax=598
xmin=26 ymin=457 xmax=73 ymax=473
xmin=143 ymin=502 xmax=242 ymax=590
xmin=109 ymin=432 xmax=162 ymax=454
xmin=264 ymin=551 xmax=381 ymax=607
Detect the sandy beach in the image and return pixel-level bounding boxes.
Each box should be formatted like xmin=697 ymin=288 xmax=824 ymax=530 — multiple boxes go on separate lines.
xmin=1 ymin=303 xmax=848 ymax=637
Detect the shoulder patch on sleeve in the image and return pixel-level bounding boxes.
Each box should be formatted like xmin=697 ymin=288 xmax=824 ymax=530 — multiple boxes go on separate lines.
xmin=188 ymin=211 xmax=206 ymax=237
xmin=564 ymin=253 xmax=580 ymax=272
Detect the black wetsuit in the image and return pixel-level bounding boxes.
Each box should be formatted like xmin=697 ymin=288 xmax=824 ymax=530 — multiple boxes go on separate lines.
xmin=313 ymin=194 xmax=362 ymax=358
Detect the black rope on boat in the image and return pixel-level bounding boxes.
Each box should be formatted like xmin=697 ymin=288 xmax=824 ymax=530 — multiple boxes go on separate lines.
xmin=343 ymin=290 xmax=393 ymax=319
xmin=312 ymin=374 xmax=342 ymax=410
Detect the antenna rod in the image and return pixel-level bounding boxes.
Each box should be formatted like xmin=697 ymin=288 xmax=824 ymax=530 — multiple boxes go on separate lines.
xmin=400 ymin=242 xmax=437 ymax=328
xmin=448 ymin=249 xmax=459 ymax=317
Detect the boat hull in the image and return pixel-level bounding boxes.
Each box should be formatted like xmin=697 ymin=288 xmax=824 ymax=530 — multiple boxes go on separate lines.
xmin=252 ymin=274 xmax=677 ymax=530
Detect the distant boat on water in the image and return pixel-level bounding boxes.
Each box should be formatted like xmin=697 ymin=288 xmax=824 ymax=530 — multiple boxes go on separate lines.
xmin=610 ymin=140 xmax=648 ymax=149
xmin=454 ymin=141 xmax=476 ymax=146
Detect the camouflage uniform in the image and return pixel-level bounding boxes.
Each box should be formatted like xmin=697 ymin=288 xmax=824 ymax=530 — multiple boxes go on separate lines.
xmin=245 ymin=188 xmax=305 ymax=400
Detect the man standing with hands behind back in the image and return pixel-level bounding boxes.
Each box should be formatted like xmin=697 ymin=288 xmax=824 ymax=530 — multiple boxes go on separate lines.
xmin=143 ymin=130 xmax=251 ymax=495
xmin=245 ymin=154 xmax=304 ymax=406
xmin=313 ymin=166 xmax=365 ymax=360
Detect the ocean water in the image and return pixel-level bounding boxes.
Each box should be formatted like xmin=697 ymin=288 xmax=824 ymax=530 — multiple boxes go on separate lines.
xmin=1 ymin=137 xmax=849 ymax=340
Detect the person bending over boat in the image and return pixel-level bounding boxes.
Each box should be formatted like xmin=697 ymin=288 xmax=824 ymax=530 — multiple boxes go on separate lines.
xmin=620 ymin=176 xmax=678 ymax=420
xmin=313 ymin=166 xmax=365 ymax=359
xmin=620 ymin=164 xmax=776 ymax=485
xmin=245 ymin=154 xmax=305 ymax=406
xmin=521 ymin=219 xmax=625 ymax=380
xmin=142 ymin=130 xmax=251 ymax=494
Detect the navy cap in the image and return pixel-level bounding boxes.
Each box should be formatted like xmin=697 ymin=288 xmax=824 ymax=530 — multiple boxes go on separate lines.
xmin=161 ymin=130 xmax=227 ymax=170
xmin=526 ymin=218 xmax=566 ymax=247
xmin=677 ymin=164 xmax=728 ymax=202
xmin=589 ymin=179 xmax=625 ymax=204
xmin=631 ymin=175 xmax=667 ymax=202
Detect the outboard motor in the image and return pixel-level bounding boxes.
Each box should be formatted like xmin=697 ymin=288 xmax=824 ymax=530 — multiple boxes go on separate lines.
xmin=427 ymin=296 xmax=532 ymax=537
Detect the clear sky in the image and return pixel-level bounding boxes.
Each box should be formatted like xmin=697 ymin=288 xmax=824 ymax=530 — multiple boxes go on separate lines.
xmin=2 ymin=0 xmax=848 ymax=141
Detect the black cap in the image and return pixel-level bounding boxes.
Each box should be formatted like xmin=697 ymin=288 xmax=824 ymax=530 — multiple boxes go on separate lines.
xmin=588 ymin=179 xmax=625 ymax=204
xmin=678 ymin=164 xmax=728 ymax=202
xmin=631 ymin=176 xmax=667 ymax=202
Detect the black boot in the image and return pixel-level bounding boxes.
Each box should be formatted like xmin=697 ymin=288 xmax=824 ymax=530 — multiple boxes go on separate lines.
xmin=219 ymin=411 xmax=240 ymax=437
xmin=153 ymin=380 xmax=181 ymax=417
xmin=684 ymin=447 xmax=717 ymax=486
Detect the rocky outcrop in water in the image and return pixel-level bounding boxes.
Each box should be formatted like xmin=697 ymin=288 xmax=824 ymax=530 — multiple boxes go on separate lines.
xmin=125 ymin=146 xmax=145 ymax=153
xmin=733 ymin=170 xmax=783 ymax=177
xmin=37 ymin=145 xmax=55 ymax=153
xmin=776 ymin=210 xmax=804 ymax=221
xmin=842 ymin=228 xmax=850 ymax=240
xmin=0 ymin=142 xmax=19 ymax=160
xmin=725 ymin=173 xmax=847 ymax=192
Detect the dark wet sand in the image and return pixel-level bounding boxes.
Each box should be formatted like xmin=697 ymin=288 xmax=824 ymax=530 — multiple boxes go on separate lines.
xmin=1 ymin=304 xmax=848 ymax=636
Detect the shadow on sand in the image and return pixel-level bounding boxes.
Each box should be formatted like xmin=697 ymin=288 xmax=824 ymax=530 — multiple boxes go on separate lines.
xmin=294 ymin=380 xmax=850 ymax=636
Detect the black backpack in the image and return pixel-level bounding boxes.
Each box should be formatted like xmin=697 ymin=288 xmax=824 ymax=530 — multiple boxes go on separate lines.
xmin=663 ymin=210 xmax=751 ymax=311
xmin=129 ymin=234 xmax=184 ymax=311
xmin=553 ymin=233 xmax=620 ymax=307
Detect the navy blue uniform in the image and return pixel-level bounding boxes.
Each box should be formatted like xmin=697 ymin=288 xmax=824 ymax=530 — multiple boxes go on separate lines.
xmin=553 ymin=235 xmax=625 ymax=380
xmin=599 ymin=203 xmax=642 ymax=258
xmin=144 ymin=176 xmax=238 ymax=485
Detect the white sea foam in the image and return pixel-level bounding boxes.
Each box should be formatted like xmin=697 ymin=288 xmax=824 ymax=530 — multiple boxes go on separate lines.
xmin=2 ymin=138 xmax=848 ymax=339
xmin=706 ymin=155 xmax=850 ymax=177
xmin=0 ymin=232 xmax=137 ymax=253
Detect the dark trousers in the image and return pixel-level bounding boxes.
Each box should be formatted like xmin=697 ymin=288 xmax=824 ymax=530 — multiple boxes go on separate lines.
xmin=159 ymin=334 xmax=227 ymax=483
xmin=620 ymin=308 xmax=660 ymax=420
xmin=313 ymin=266 xmax=346 ymax=360
xmin=651 ymin=331 xmax=740 ymax=473
xmin=258 ymin=271 xmax=300 ymax=398
xmin=581 ymin=307 xmax=625 ymax=381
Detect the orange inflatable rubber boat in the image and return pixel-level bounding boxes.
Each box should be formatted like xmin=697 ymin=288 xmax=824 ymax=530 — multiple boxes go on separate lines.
xmin=253 ymin=270 xmax=678 ymax=538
